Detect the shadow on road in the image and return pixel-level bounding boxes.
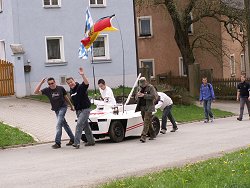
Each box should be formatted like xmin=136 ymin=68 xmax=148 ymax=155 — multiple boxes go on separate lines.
xmin=90 ymin=136 xmax=141 ymax=145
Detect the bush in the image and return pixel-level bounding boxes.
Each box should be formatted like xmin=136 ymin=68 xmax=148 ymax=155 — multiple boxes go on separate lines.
xmin=155 ymin=84 xmax=194 ymax=105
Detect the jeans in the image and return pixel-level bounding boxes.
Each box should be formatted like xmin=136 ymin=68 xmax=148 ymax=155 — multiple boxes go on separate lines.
xmin=161 ymin=105 xmax=177 ymax=130
xmin=203 ymin=99 xmax=213 ymax=120
xmin=55 ymin=107 xmax=74 ymax=145
xmin=239 ymin=97 xmax=250 ymax=119
xmin=141 ymin=111 xmax=155 ymax=138
xmin=75 ymin=108 xmax=95 ymax=145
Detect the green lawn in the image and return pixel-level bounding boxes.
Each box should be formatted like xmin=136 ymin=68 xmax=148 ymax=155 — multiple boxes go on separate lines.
xmin=0 ymin=122 xmax=35 ymax=148
xmin=101 ymin=147 xmax=250 ymax=188
xmin=155 ymin=104 xmax=233 ymax=123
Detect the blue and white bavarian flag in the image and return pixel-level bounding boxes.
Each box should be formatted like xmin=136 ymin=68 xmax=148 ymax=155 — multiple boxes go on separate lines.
xmin=79 ymin=8 xmax=93 ymax=59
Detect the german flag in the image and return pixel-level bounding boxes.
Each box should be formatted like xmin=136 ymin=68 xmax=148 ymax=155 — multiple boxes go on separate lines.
xmin=81 ymin=15 xmax=118 ymax=50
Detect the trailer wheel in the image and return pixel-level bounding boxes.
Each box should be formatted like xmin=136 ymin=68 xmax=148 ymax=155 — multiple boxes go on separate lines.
xmin=81 ymin=134 xmax=87 ymax=142
xmin=109 ymin=121 xmax=125 ymax=142
xmin=148 ymin=116 xmax=160 ymax=136
xmin=152 ymin=116 xmax=160 ymax=135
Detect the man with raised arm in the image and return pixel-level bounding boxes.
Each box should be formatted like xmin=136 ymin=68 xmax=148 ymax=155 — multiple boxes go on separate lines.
xmin=66 ymin=67 xmax=95 ymax=149
xmin=34 ymin=77 xmax=75 ymax=149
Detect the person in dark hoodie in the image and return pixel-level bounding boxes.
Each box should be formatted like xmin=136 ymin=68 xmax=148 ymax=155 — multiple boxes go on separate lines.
xmin=66 ymin=67 xmax=95 ymax=149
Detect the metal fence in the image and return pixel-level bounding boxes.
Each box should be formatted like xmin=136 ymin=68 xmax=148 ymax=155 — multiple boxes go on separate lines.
xmin=156 ymin=73 xmax=189 ymax=91
xmin=212 ymin=78 xmax=249 ymax=98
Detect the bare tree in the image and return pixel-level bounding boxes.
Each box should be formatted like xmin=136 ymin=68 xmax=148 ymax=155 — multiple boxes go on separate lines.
xmin=135 ymin=0 xmax=246 ymax=67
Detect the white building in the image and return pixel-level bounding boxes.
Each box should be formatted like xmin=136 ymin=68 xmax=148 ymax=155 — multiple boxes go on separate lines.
xmin=0 ymin=0 xmax=138 ymax=97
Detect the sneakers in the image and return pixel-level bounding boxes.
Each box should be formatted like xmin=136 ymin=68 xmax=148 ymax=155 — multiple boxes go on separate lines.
xmin=203 ymin=117 xmax=214 ymax=123
xmin=72 ymin=144 xmax=80 ymax=149
xmin=204 ymin=119 xmax=209 ymax=123
xmin=170 ymin=127 xmax=178 ymax=132
xmin=237 ymin=117 xmax=242 ymax=121
xmin=84 ymin=142 xmax=95 ymax=146
xmin=149 ymin=135 xmax=156 ymax=140
xmin=160 ymin=129 xmax=167 ymax=134
xmin=66 ymin=140 xmax=74 ymax=146
xmin=51 ymin=143 xmax=61 ymax=149
xmin=160 ymin=128 xmax=178 ymax=133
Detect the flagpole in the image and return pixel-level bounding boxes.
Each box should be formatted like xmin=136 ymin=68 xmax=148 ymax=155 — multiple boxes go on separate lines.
xmin=84 ymin=8 xmax=97 ymax=98
xmin=91 ymin=49 xmax=97 ymax=98
xmin=114 ymin=16 xmax=125 ymax=113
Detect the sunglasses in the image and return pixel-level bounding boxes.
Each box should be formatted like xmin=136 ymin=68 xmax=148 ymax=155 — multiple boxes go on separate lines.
xmin=48 ymin=82 xmax=55 ymax=85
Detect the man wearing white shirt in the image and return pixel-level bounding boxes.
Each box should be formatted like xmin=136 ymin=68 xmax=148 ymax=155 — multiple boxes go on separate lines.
xmin=155 ymin=91 xmax=178 ymax=134
xmin=98 ymin=79 xmax=116 ymax=105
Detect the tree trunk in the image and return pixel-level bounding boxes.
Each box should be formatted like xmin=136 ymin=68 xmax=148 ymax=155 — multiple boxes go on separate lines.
xmin=164 ymin=1 xmax=195 ymax=66
xmin=174 ymin=30 xmax=195 ymax=67
xmin=164 ymin=0 xmax=199 ymax=96
xmin=188 ymin=63 xmax=200 ymax=98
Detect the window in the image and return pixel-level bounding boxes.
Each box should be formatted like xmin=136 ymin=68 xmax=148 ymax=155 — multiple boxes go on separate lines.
xmin=43 ymin=0 xmax=61 ymax=7
xmin=179 ymin=57 xmax=188 ymax=76
xmin=93 ymin=35 xmax=109 ymax=60
xmin=0 ymin=0 xmax=3 ymax=13
xmin=90 ymin=0 xmax=106 ymax=7
xmin=137 ymin=16 xmax=153 ymax=37
xmin=188 ymin=13 xmax=193 ymax=34
xmin=240 ymin=54 xmax=245 ymax=72
xmin=0 ymin=40 xmax=5 ymax=60
xmin=45 ymin=36 xmax=65 ymax=63
xmin=139 ymin=59 xmax=155 ymax=78
xmin=230 ymin=54 xmax=235 ymax=76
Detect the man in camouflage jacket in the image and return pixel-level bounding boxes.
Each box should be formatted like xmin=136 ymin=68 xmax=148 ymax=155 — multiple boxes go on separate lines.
xmin=135 ymin=77 xmax=158 ymax=143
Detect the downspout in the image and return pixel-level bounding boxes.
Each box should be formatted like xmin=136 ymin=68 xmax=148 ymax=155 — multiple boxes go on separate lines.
xmin=244 ymin=0 xmax=250 ymax=77
xmin=133 ymin=0 xmax=139 ymax=75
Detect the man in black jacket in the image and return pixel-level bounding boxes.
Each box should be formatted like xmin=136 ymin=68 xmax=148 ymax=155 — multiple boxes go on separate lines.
xmin=66 ymin=67 xmax=95 ymax=149
xmin=236 ymin=74 xmax=250 ymax=121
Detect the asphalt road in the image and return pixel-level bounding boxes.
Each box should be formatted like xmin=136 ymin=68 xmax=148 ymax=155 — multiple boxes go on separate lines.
xmin=0 ymin=115 xmax=250 ymax=188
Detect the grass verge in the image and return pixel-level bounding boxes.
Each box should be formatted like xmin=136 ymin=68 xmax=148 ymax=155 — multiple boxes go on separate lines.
xmin=101 ymin=147 xmax=250 ymax=188
xmin=155 ymin=104 xmax=233 ymax=123
xmin=0 ymin=122 xmax=35 ymax=148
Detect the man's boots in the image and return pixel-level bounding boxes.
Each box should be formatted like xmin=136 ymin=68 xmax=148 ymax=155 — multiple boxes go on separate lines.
xmin=140 ymin=135 xmax=146 ymax=143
